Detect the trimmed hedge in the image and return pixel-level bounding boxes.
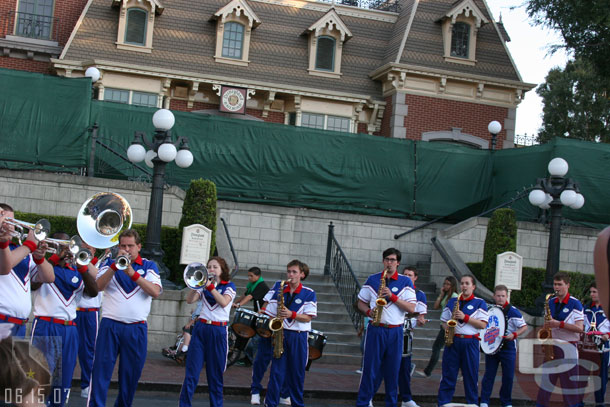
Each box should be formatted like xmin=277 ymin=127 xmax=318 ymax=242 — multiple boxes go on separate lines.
xmin=467 ymin=262 xmax=595 ymax=314
xmin=178 ymin=179 xmax=217 ymax=258
xmin=480 ymin=208 xmax=517 ymax=290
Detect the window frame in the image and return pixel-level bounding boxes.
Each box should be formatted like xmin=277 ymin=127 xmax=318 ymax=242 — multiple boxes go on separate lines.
xmin=115 ymin=0 xmax=160 ymax=53
xmin=315 ymin=36 xmax=336 ymax=72
xmin=104 ymin=87 xmax=159 ymax=107
xmin=15 ymin=0 xmax=55 ymax=40
xmin=300 ymin=112 xmax=352 ymax=133
xmin=124 ymin=8 xmax=148 ymax=46
xmin=450 ymin=22 xmax=470 ymax=59
xmin=221 ymin=21 xmax=245 ymax=60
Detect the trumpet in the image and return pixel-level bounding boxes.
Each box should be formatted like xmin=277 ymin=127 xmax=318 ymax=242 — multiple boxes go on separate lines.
xmin=44 ymin=235 xmax=93 ymax=266
xmin=115 ymin=254 xmax=132 ymax=270
xmin=96 ymin=245 xmax=119 ymax=266
xmin=183 ymin=262 xmax=213 ymax=289
xmin=1 ymin=217 xmax=51 ymax=242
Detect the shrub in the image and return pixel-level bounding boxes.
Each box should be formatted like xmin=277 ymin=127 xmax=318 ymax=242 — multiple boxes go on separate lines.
xmin=178 ymin=178 xmax=218 ymax=258
xmin=480 ymin=208 xmax=517 ymax=290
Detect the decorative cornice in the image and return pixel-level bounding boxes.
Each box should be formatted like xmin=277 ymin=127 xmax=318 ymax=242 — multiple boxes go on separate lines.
xmin=213 ymin=0 xmax=261 ymax=28
xmin=112 ymin=0 xmax=165 ymax=15
xmin=438 ymin=0 xmax=488 ymax=28
xmin=305 ymin=8 xmax=352 ymax=41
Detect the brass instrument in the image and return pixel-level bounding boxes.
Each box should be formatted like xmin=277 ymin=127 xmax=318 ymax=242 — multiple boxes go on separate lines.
xmin=538 ymin=293 xmax=554 ymax=360
xmin=270 ymin=280 xmax=286 ymax=359
xmin=115 ymin=254 xmax=132 ymax=270
xmin=77 ymin=192 xmax=132 ymax=249
xmin=183 ymin=262 xmax=213 ymax=289
xmin=444 ymin=294 xmax=461 ymax=346
xmin=372 ymin=269 xmax=389 ymax=325
xmin=45 ymin=235 xmax=93 ymax=266
xmin=96 ymin=245 xmax=119 ymax=266
xmin=1 ymin=217 xmax=51 ymax=242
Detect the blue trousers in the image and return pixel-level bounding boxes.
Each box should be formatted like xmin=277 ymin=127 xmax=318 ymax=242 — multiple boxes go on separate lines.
xmin=398 ymin=355 xmax=414 ymax=402
xmin=437 ymin=337 xmax=480 ymax=406
xmin=480 ymin=342 xmax=516 ymax=406
xmin=356 ymin=325 xmax=403 ymax=407
xmin=0 ymin=319 xmax=27 ymax=337
xmin=265 ymin=330 xmax=308 ymax=407
xmin=31 ymin=318 xmax=79 ymax=407
xmin=87 ymin=318 xmax=147 ymax=407
xmin=251 ymin=335 xmax=290 ymax=397
xmin=180 ymin=322 xmax=228 ymax=407
xmin=76 ymin=309 xmax=99 ymax=390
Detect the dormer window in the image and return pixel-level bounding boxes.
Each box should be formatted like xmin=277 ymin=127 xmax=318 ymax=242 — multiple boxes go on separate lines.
xmin=304 ymin=9 xmax=352 ymax=79
xmin=438 ymin=0 xmax=487 ymax=66
xmin=113 ymin=0 xmax=164 ymax=53
xmin=212 ymin=0 xmax=261 ymax=67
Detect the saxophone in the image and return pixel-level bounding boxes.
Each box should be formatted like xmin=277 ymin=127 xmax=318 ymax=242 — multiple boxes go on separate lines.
xmin=537 ymin=293 xmax=554 ymax=360
xmin=269 ymin=280 xmax=285 ymax=359
xmin=444 ymin=294 xmax=461 ymax=346
xmin=372 ymin=269 xmax=389 ymax=325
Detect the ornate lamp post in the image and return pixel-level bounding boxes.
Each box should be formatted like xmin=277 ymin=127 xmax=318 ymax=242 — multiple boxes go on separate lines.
xmin=127 ymin=109 xmax=193 ymax=286
xmin=529 ymin=158 xmax=585 ymax=311
xmin=488 ymin=120 xmax=501 ymax=150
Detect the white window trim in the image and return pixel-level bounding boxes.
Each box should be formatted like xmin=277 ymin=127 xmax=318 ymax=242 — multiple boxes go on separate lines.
xmin=300 ymin=112 xmax=353 ymax=133
xmin=439 ymin=0 xmax=487 ymax=66
xmin=305 ymin=8 xmax=352 ymax=78
xmin=213 ymin=0 xmax=261 ymax=67
xmin=104 ymin=87 xmax=160 ymax=108
xmin=114 ymin=0 xmax=164 ymax=54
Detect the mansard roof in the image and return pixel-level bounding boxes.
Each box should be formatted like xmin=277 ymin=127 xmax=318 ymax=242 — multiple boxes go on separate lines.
xmin=304 ymin=8 xmax=352 ymax=41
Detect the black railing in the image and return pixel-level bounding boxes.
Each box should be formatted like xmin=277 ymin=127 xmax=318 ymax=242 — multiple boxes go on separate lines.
xmin=316 ymin=0 xmax=400 ymax=12
xmin=221 ymin=217 xmax=240 ymax=278
xmin=514 ymin=134 xmax=539 ymax=147
xmin=8 ymin=11 xmax=59 ymax=41
xmin=323 ymin=222 xmax=363 ymax=331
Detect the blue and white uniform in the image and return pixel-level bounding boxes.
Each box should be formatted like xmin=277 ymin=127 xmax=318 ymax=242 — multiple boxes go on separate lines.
xmin=31 ymin=262 xmax=86 ymax=407
xmin=179 ymin=280 xmax=236 ymax=407
xmin=88 ymin=255 xmax=162 ymax=407
xmin=398 ymin=287 xmax=427 ymax=404
xmin=437 ymin=293 xmax=488 ymax=406
xmin=536 ymin=293 xmax=584 ymax=407
xmin=356 ymin=271 xmax=416 ymax=407
xmin=264 ymin=281 xmax=317 ymax=407
xmin=0 ymin=244 xmax=39 ymax=337
xmin=480 ymin=302 xmax=527 ymax=407
xmin=583 ymin=302 xmax=609 ymax=407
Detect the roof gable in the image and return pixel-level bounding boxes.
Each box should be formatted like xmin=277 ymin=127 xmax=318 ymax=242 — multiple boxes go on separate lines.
xmin=111 ymin=0 xmax=164 ymax=15
xmin=440 ymin=0 xmax=488 ymax=28
xmin=213 ymin=0 xmax=261 ymax=28
xmin=305 ymin=8 xmax=352 ymax=41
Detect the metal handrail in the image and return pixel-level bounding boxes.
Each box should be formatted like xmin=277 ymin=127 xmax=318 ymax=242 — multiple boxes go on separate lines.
xmin=316 ymin=0 xmax=400 ymax=12
xmin=221 ymin=217 xmax=240 ymax=278
xmin=323 ymin=222 xmax=363 ymax=331
xmin=9 ymin=10 xmax=59 ymax=41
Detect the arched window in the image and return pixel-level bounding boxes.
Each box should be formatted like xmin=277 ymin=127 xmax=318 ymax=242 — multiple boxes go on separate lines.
xmin=450 ymin=22 xmax=470 ymax=58
xmin=315 ymin=36 xmax=335 ymax=71
xmin=125 ymin=8 xmax=147 ymax=45
xmin=222 ymin=22 xmax=245 ymax=59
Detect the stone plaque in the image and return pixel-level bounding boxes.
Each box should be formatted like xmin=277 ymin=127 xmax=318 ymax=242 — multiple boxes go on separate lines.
xmin=495 ymin=251 xmax=523 ymax=291
xmin=180 ymin=224 xmax=211 ymax=265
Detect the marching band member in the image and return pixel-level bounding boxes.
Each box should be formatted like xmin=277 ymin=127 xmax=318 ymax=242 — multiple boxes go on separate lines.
xmin=356 ymin=248 xmax=416 ymax=407
xmin=536 ymin=272 xmax=584 ymax=407
xmin=437 ymin=274 xmax=487 ymax=407
xmin=0 ymin=204 xmax=55 ymax=337
xmin=263 ymin=260 xmax=317 ymax=407
xmin=88 ymin=229 xmax=162 ymax=407
xmin=179 ymin=256 xmax=236 ymax=407
xmin=479 ymin=285 xmax=528 ymax=407
xmin=30 ymin=232 xmax=99 ymax=407
xmin=583 ymin=282 xmax=609 ymax=407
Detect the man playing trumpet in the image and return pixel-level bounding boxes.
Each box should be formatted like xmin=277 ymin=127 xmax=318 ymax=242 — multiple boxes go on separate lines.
xmin=437 ymin=274 xmax=487 ymax=407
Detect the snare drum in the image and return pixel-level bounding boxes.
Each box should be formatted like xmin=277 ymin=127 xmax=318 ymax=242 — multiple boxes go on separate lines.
xmin=255 ymin=314 xmax=272 ymax=338
xmin=232 ymin=308 xmax=258 ymax=338
xmin=402 ymin=318 xmax=413 ymax=357
xmin=308 ymin=329 xmax=327 ymax=360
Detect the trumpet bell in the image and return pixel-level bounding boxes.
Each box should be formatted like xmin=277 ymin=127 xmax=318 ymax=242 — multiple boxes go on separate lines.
xmin=115 ymin=255 xmax=131 ymax=270
xmin=184 ymin=262 xmax=208 ymax=289
xmin=77 ymin=192 xmax=132 ymax=249
xmin=75 ymin=249 xmax=93 ymax=266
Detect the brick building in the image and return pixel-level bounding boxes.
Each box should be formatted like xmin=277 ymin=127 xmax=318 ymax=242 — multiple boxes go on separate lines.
xmin=1 ymin=0 xmax=534 ymax=148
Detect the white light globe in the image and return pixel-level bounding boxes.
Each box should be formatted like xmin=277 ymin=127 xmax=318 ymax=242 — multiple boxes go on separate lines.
xmin=84 ymin=67 xmax=100 ymax=82
xmin=488 ymin=120 xmax=502 ymax=135
xmin=540 ymin=193 xmax=553 ymax=209
xmin=528 ymin=189 xmax=546 ymax=206
xmin=548 ymin=157 xmax=568 ymax=177
xmin=144 ymin=150 xmax=157 ymax=168
xmin=127 ymin=143 xmax=146 ymax=163
xmin=560 ymin=189 xmax=577 ymax=206
xmin=570 ymin=193 xmax=585 ymax=210
xmin=152 ymin=109 xmax=175 ymax=131
xmin=175 ymin=149 xmax=194 ymax=168
xmin=158 ymin=143 xmax=177 ymax=162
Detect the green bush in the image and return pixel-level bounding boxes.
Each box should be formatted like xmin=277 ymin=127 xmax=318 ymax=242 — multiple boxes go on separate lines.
xmin=480 ymin=208 xmax=517 ymax=290
xmin=178 ymin=178 xmax=218 ymax=257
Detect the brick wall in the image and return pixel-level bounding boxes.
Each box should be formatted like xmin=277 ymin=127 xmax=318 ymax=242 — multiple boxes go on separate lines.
xmin=379 ymin=94 xmax=392 ymax=138
xmin=54 ymin=0 xmax=88 ymax=46
xmin=0 ymin=56 xmax=50 ymax=73
xmin=169 ymin=99 xmax=285 ymax=124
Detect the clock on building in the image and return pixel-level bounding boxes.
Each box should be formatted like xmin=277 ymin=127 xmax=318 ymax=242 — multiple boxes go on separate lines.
xmin=219 ymin=86 xmax=247 ymax=114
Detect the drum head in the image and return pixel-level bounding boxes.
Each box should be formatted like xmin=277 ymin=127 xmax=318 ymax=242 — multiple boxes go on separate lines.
xmin=308 ymin=330 xmax=326 ymax=360
xmin=481 ymin=305 xmax=506 ymax=355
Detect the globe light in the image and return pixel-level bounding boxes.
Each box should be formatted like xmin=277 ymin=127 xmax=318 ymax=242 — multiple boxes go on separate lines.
xmin=488 ymin=121 xmax=502 ymax=135
xmin=560 ymin=189 xmax=577 ymax=206
xmin=175 ymin=149 xmax=194 ymax=168
xmin=528 ymin=189 xmax=546 ymax=207
xmin=127 ymin=143 xmax=146 ymax=163
xmin=152 ymin=109 xmax=175 ymax=131
xmin=548 ymin=158 xmax=568 ymax=177
xmin=144 ymin=150 xmax=157 ymax=168
xmin=540 ymin=193 xmax=553 ymax=210
xmin=570 ymin=193 xmax=585 ymax=210
xmin=158 ymin=143 xmax=177 ymax=162
xmin=84 ymin=67 xmax=100 ymax=83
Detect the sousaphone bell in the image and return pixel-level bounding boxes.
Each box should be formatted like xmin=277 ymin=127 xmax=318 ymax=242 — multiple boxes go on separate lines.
xmin=77 ymin=192 xmax=132 ymax=249
xmin=184 ymin=262 xmax=211 ymax=289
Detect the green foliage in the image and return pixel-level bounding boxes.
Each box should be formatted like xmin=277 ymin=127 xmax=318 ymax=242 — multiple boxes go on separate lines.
xmin=536 ymin=59 xmax=610 ymax=143
xmin=178 ymin=178 xmax=218 ymax=257
xmin=480 ymin=209 xmax=517 ymax=290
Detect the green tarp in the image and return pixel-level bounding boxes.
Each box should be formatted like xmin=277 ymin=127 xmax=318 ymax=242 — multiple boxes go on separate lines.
xmin=2 ymin=67 xmax=610 ymax=226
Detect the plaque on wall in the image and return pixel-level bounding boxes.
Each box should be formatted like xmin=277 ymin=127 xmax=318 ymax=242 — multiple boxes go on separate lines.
xmin=219 ymin=86 xmax=247 ymax=114
xmin=180 ymin=224 xmax=212 ymax=265
xmin=494 ymin=251 xmax=523 ymax=291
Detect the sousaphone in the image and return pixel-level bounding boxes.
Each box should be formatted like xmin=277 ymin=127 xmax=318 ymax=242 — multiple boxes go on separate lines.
xmin=77 ymin=192 xmax=132 ymax=249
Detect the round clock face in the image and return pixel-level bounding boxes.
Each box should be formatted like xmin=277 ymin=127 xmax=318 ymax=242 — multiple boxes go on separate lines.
xmin=222 ymin=89 xmax=245 ymax=112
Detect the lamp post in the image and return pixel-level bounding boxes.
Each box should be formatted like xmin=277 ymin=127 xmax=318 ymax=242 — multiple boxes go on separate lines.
xmin=529 ymin=158 xmax=585 ymax=312
xmin=127 ymin=109 xmax=194 ymax=286
xmin=84 ymin=67 xmax=100 ymax=99
xmin=488 ymin=120 xmax=501 ymax=150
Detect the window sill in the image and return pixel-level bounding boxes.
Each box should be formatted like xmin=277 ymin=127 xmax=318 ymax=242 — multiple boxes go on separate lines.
xmin=307 ymin=69 xmax=342 ymax=79
xmin=116 ymin=42 xmax=152 ymax=53
xmin=444 ymin=55 xmax=476 ymax=66
xmin=214 ymin=56 xmax=249 ymax=67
